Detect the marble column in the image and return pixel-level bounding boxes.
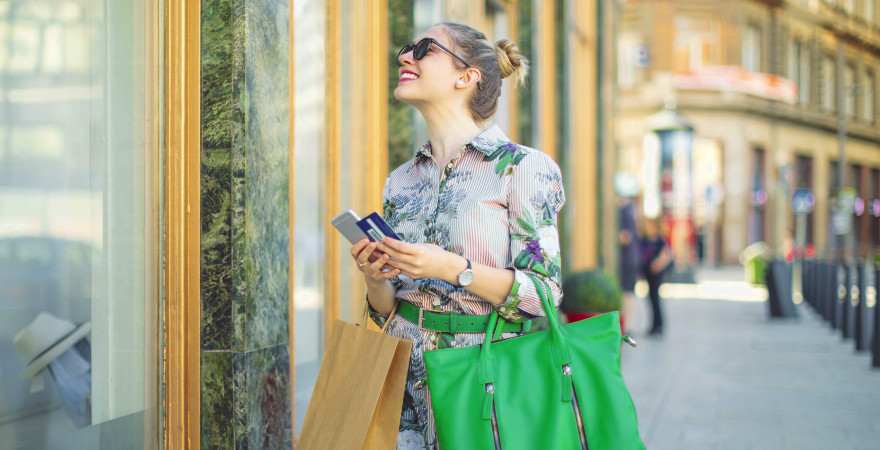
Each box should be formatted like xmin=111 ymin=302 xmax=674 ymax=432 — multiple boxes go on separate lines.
xmin=199 ymin=0 xmax=291 ymax=448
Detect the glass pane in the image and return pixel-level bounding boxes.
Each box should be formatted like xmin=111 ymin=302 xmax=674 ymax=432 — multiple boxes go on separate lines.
xmin=293 ymin=0 xmax=326 ymax=435
xmin=0 ymin=0 xmax=161 ymax=449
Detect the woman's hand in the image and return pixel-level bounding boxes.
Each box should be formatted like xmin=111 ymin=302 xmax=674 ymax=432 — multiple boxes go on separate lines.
xmin=377 ymin=237 xmax=466 ymax=283
xmin=351 ymin=239 xmax=401 ymax=284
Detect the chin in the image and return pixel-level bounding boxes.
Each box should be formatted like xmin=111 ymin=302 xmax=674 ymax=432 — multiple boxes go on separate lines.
xmin=393 ymin=85 xmax=419 ymax=104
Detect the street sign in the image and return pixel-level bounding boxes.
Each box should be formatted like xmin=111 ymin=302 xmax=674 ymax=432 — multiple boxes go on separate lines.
xmin=792 ymin=188 xmax=814 ymax=214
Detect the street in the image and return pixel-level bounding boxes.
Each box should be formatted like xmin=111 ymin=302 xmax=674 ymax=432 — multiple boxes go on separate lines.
xmin=621 ymin=267 xmax=880 ymax=450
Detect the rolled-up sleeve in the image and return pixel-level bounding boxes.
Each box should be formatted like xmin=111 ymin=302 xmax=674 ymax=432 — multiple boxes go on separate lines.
xmin=496 ymin=150 xmax=566 ymax=322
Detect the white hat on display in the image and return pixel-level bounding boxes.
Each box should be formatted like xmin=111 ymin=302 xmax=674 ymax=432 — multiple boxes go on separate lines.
xmin=14 ymin=312 xmax=91 ymax=379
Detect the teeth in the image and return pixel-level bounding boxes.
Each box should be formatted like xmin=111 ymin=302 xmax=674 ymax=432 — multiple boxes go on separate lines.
xmin=400 ymin=73 xmax=418 ymax=80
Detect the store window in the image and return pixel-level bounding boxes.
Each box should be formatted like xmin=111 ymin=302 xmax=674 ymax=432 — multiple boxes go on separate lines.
xmin=292 ymin=0 xmax=327 ymax=435
xmin=0 ymin=0 xmax=161 ymax=448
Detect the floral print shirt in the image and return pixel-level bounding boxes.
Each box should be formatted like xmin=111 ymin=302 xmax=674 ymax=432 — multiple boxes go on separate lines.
xmin=380 ymin=123 xmax=565 ymax=322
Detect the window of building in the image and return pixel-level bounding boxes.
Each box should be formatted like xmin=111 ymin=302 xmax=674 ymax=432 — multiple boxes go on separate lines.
xmin=788 ymin=38 xmax=812 ymax=106
xmin=799 ymin=42 xmax=812 ymax=105
xmin=742 ymin=23 xmax=762 ymax=73
xmin=864 ymin=69 xmax=876 ymax=123
xmin=844 ymin=63 xmax=856 ymax=117
xmin=871 ymin=168 xmax=880 ymax=252
xmin=748 ymin=147 xmax=767 ymax=244
xmin=673 ymin=16 xmax=721 ymax=73
xmin=787 ymin=39 xmax=799 ymax=85
xmin=821 ymin=55 xmax=836 ymax=112
xmin=794 ymin=155 xmax=815 ymax=246
xmin=868 ymin=0 xmax=877 ymax=25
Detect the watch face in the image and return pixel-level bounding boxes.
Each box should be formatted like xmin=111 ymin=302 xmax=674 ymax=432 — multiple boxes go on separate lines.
xmin=459 ymin=269 xmax=474 ymax=286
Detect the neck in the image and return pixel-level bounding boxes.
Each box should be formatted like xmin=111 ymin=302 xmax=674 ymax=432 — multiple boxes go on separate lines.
xmin=416 ymin=101 xmax=483 ymax=163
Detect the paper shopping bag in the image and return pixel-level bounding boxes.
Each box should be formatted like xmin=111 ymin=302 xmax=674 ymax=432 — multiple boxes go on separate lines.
xmin=298 ymin=319 xmax=412 ymax=450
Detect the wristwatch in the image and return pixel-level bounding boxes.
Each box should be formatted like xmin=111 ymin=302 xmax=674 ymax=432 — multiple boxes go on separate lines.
xmin=456 ymin=258 xmax=474 ymax=287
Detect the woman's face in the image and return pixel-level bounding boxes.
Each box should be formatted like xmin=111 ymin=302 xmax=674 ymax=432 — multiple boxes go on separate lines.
xmin=393 ymin=26 xmax=477 ymax=107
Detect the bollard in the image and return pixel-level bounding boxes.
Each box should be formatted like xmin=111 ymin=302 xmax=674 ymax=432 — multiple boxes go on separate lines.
xmin=856 ymin=263 xmax=867 ymax=351
xmin=832 ymin=265 xmax=844 ymax=329
xmin=842 ymin=264 xmax=854 ymax=339
xmin=821 ymin=262 xmax=832 ymax=322
xmin=819 ymin=262 xmax=830 ymax=320
xmin=804 ymin=260 xmax=814 ymax=310
xmin=766 ymin=260 xmax=796 ymax=319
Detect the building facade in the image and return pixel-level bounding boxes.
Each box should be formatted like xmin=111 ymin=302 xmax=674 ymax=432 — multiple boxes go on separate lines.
xmin=615 ymin=0 xmax=880 ymax=265
xmin=0 ymin=1 xmax=610 ymax=448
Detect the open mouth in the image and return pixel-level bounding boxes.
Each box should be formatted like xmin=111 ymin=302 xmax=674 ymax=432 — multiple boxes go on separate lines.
xmin=398 ymin=69 xmax=419 ymax=82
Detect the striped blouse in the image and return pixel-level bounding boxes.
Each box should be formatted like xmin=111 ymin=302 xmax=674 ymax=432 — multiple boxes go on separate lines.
xmin=380 ymin=123 xmax=565 ymax=322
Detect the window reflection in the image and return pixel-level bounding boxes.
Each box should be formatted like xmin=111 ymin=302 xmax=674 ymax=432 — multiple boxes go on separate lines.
xmin=0 ymin=0 xmax=159 ymax=448
xmin=293 ymin=0 xmax=326 ymax=435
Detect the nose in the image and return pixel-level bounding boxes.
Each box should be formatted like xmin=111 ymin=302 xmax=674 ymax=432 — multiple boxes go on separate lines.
xmin=398 ymin=50 xmax=415 ymax=67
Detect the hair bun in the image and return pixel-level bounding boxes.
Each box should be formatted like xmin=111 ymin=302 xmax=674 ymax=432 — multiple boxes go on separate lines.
xmin=495 ymin=39 xmax=529 ymax=85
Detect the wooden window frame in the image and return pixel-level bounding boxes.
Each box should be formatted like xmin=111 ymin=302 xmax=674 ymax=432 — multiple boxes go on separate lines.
xmin=163 ymin=0 xmax=201 ymax=448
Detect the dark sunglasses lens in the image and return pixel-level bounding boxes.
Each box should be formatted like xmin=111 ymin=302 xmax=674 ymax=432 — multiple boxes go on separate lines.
xmin=397 ymin=43 xmax=414 ymax=58
xmin=414 ymin=39 xmax=432 ymax=60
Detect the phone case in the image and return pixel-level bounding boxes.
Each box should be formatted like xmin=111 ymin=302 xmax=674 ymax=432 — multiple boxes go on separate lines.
xmin=331 ymin=209 xmax=369 ymax=244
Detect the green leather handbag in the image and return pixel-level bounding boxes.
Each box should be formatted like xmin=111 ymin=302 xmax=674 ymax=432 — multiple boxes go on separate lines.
xmin=423 ymin=273 xmax=646 ymax=450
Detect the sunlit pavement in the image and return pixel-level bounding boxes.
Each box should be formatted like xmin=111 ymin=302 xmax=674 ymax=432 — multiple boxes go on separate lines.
xmin=621 ymin=266 xmax=880 ymax=450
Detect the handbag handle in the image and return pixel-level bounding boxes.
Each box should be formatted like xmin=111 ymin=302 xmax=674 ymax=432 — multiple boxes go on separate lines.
xmin=478 ymin=273 xmax=573 ymax=413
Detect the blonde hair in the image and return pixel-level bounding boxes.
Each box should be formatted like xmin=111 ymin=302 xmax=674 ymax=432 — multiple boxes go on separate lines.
xmin=440 ymin=22 xmax=529 ymax=122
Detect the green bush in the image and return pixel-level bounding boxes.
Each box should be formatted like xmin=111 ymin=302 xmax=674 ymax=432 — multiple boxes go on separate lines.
xmin=560 ymin=269 xmax=623 ymax=314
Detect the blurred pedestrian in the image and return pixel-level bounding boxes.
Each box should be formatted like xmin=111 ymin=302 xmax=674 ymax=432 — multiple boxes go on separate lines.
xmin=615 ymin=174 xmax=640 ymax=335
xmin=640 ymin=218 xmax=672 ymax=336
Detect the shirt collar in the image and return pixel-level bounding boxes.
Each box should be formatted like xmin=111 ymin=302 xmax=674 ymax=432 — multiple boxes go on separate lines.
xmin=414 ymin=124 xmax=511 ymax=160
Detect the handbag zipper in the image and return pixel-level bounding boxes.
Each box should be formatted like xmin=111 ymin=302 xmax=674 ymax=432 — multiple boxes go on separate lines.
xmin=486 ymin=383 xmax=503 ymax=450
xmin=564 ymin=365 xmax=589 ymax=450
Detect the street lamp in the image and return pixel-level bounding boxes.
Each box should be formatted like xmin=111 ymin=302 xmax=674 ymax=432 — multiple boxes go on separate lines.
xmin=645 ymin=103 xmax=695 ymax=282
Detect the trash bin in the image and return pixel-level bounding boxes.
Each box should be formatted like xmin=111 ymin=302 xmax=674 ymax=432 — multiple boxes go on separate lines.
xmin=740 ymin=242 xmax=769 ymax=286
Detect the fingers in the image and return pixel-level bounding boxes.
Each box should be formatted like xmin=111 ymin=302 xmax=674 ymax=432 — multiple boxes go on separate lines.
xmin=381 ymin=237 xmax=417 ymax=255
xmin=355 ymin=242 xmax=379 ymax=268
xmin=350 ymin=238 xmax=369 ymax=257
xmin=367 ymin=253 xmax=401 ymax=280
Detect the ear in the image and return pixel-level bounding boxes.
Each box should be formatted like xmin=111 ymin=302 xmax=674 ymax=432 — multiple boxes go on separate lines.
xmin=454 ymin=67 xmax=482 ymax=90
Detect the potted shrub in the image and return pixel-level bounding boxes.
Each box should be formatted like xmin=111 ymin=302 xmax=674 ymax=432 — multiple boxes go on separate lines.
xmin=560 ymin=269 xmax=624 ymax=331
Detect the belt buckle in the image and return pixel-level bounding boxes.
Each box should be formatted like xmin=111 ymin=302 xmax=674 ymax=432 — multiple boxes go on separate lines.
xmin=418 ymin=307 xmax=426 ymax=328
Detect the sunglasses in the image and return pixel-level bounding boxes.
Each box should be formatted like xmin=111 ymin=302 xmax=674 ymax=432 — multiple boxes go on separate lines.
xmin=397 ymin=37 xmax=471 ymax=68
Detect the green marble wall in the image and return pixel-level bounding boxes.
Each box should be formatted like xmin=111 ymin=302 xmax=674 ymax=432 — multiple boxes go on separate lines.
xmin=200 ymin=0 xmax=291 ymax=448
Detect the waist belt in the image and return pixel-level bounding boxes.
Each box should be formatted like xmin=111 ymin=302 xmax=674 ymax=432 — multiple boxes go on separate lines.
xmin=397 ymin=301 xmax=531 ymax=334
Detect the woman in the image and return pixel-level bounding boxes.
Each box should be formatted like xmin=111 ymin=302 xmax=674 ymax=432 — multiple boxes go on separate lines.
xmin=639 ymin=218 xmax=671 ymax=336
xmin=349 ymin=22 xmax=565 ymax=450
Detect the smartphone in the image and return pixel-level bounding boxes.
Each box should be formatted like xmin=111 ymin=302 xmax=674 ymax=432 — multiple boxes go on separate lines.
xmin=331 ymin=209 xmax=369 ymax=244
xmin=357 ymin=212 xmax=401 ymax=242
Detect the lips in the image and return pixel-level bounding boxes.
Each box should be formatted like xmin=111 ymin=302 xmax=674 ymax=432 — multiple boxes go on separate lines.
xmin=399 ymin=69 xmax=419 ymax=82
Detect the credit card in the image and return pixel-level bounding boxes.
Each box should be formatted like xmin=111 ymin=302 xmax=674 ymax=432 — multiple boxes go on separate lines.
xmin=356 ymin=212 xmax=401 ymax=242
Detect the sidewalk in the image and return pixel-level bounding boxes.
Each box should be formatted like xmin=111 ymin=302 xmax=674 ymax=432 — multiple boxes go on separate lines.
xmin=621 ymin=266 xmax=880 ymax=450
